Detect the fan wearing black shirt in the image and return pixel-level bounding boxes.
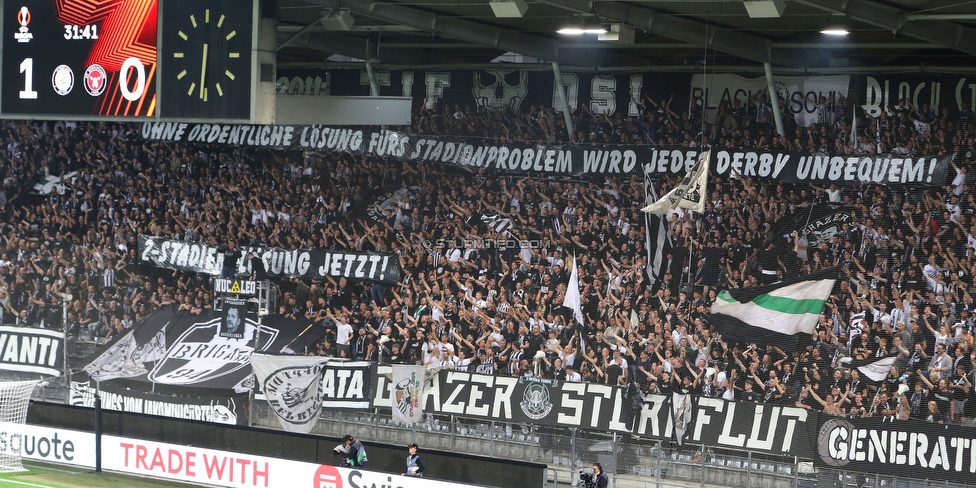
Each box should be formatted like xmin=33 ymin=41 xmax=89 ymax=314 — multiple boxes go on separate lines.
xmin=605 ymin=356 xmax=625 ymax=386
xmin=917 ymin=370 xmax=952 ymax=421
xmin=845 ymin=369 xmax=868 ymax=401
xmin=949 ymin=363 xmax=971 ymax=421
xmin=872 ymin=390 xmax=897 ymax=419
xmin=657 ymin=371 xmax=674 ymax=397
xmin=220 ymin=241 xmax=242 ymax=279
xmin=740 ymin=380 xmax=761 ymax=403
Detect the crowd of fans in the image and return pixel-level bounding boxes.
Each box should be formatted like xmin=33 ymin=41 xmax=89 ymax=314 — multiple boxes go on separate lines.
xmin=0 ymin=91 xmax=974 ymax=425
xmin=415 ymin=90 xmax=975 ymax=158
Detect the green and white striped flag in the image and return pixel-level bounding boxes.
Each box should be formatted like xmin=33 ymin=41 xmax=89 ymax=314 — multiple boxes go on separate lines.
xmin=710 ymin=269 xmax=837 ymax=351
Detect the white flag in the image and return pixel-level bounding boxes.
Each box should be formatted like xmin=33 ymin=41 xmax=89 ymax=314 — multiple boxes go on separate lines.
xmin=391 ymin=364 xmax=426 ymax=423
xmin=563 ymin=255 xmax=585 ymax=326
xmin=839 ymin=356 xmax=898 ymax=383
xmin=671 ymin=391 xmax=694 ymax=446
xmin=641 ymin=150 xmax=709 ymax=215
xmin=251 ymin=354 xmax=329 ymax=434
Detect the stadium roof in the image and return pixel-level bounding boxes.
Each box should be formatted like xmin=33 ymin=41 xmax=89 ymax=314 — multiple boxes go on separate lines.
xmin=275 ymin=0 xmax=976 ymax=72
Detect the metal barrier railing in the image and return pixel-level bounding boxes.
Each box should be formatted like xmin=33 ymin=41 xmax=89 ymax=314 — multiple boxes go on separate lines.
xmin=20 ymin=378 xmax=976 ymax=488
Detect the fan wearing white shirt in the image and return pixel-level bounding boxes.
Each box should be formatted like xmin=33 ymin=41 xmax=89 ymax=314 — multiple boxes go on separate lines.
xmin=565 ymin=367 xmax=582 ymax=382
xmin=951 ymin=160 xmax=967 ymax=197
xmin=328 ymin=310 xmax=354 ymax=357
xmin=560 ymin=344 xmax=577 ymax=370
xmin=445 ymin=246 xmax=462 ymax=263
xmin=455 ymin=349 xmax=473 ymax=371
xmin=436 ymin=349 xmax=458 ymax=368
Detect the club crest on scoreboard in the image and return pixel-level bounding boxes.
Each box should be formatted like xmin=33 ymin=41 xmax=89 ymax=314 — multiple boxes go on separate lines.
xmin=84 ymin=65 xmax=107 ymax=96
xmin=52 ymin=65 xmax=74 ymax=96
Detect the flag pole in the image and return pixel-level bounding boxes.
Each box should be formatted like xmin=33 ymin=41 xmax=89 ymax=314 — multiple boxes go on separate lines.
xmin=685 ymin=151 xmax=708 ymax=294
xmin=686 ymin=207 xmax=699 ymax=294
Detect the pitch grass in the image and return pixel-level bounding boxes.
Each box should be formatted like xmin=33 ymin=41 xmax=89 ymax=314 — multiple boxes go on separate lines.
xmin=0 ymin=460 xmax=200 ymax=487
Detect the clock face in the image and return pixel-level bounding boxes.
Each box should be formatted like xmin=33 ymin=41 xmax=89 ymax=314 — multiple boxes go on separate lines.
xmin=160 ymin=0 xmax=253 ymax=120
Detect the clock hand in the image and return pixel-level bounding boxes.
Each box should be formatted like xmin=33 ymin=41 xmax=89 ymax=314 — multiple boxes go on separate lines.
xmin=199 ymin=43 xmax=208 ymax=99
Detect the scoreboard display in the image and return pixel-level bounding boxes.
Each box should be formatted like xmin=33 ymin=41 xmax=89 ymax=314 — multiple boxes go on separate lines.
xmin=0 ymin=0 xmax=258 ymax=121
xmin=1 ymin=0 xmax=159 ymax=117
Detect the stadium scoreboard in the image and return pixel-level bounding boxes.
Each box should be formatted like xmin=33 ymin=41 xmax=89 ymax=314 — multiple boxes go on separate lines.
xmin=0 ymin=0 xmax=263 ymax=121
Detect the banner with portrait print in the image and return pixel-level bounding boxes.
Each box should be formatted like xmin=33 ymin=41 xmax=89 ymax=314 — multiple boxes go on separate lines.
xmin=220 ymin=301 xmax=247 ymax=339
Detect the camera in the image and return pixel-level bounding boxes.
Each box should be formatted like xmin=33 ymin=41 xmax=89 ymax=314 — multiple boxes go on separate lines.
xmin=575 ymin=468 xmax=596 ymax=488
xmin=333 ymin=444 xmax=352 ymax=467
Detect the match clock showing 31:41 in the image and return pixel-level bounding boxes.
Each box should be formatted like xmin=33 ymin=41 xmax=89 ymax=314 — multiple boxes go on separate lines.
xmin=159 ymin=0 xmax=254 ymax=120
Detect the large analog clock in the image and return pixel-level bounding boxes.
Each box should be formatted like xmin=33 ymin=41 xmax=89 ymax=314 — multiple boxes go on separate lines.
xmin=160 ymin=0 xmax=254 ymax=120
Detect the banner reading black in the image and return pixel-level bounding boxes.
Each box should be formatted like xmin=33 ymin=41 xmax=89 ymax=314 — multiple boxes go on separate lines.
xmin=814 ymin=416 xmax=976 ymax=485
xmin=138 ymin=236 xmax=402 ymax=284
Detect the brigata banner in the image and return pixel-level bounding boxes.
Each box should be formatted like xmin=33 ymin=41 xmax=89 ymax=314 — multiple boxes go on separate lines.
xmin=0 ymin=325 xmax=64 ymax=376
xmin=710 ymin=149 xmax=949 ymax=186
xmin=138 ymin=236 xmax=402 ymax=284
xmin=814 ymin=416 xmax=976 ymax=485
xmin=78 ymin=305 xmax=325 ymax=391
xmin=68 ymin=381 xmax=247 ymax=425
xmin=251 ymin=355 xmax=375 ymax=434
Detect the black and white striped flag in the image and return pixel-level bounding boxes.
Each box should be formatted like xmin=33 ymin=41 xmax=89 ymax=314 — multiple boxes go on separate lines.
xmin=481 ymin=214 xmax=513 ymax=233
xmin=644 ymin=174 xmax=672 ymax=289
